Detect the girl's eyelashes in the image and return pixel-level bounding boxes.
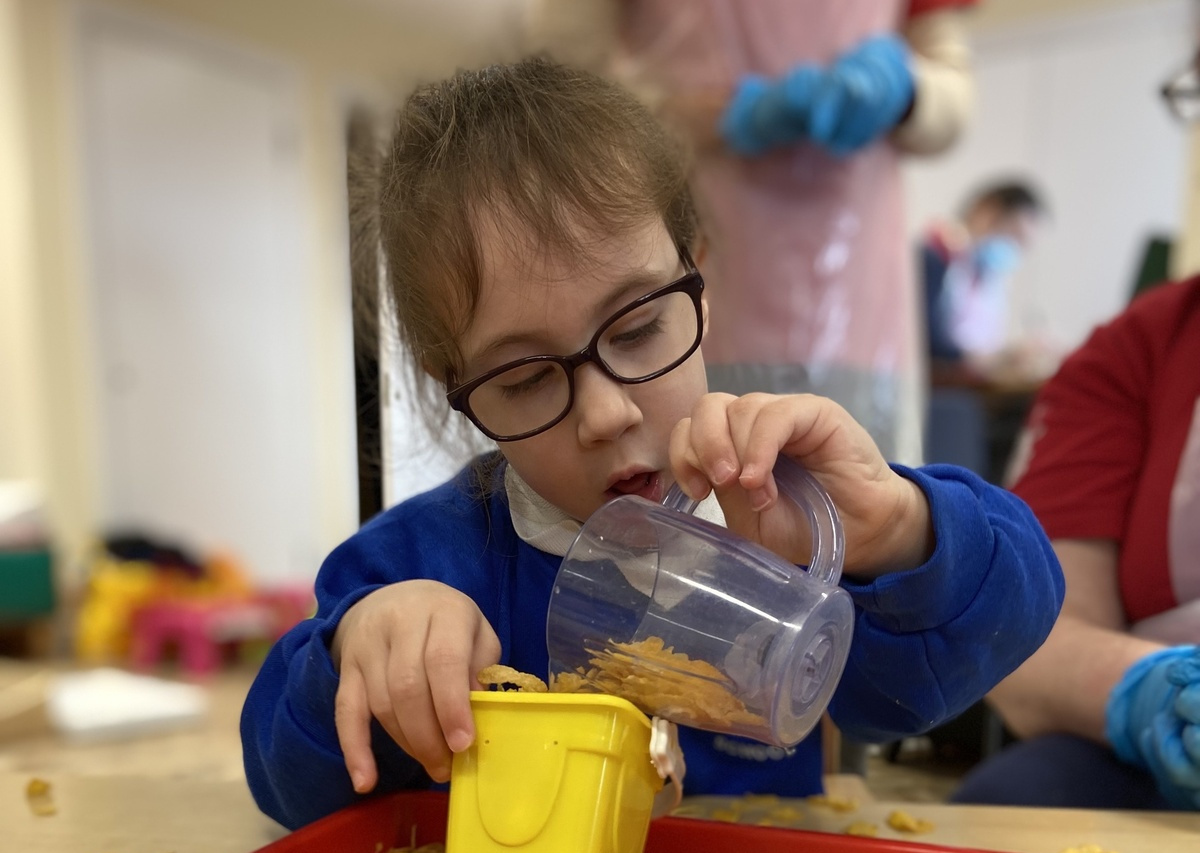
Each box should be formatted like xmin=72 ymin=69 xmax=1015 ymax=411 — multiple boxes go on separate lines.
xmin=497 ymin=366 xmax=557 ymax=399
xmin=607 ymin=317 xmax=665 ymax=348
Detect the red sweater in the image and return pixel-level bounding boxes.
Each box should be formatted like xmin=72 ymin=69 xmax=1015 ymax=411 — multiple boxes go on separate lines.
xmin=1011 ymin=279 xmax=1200 ymax=622
xmin=909 ymin=0 xmax=978 ymax=16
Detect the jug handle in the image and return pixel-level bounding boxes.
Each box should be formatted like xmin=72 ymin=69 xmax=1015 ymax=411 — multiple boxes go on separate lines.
xmin=661 ymin=456 xmax=845 ymax=586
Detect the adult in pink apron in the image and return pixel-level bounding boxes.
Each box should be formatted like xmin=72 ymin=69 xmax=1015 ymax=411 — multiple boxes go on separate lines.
xmin=617 ymin=0 xmax=977 ymax=462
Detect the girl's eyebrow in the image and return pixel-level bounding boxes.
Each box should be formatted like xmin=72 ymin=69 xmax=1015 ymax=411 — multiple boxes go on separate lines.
xmin=592 ymin=267 xmax=676 ymax=319
xmin=468 ymin=264 xmax=682 ymax=366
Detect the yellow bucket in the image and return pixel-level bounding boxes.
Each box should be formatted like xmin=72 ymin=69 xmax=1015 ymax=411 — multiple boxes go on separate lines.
xmin=446 ymin=691 xmax=664 ymax=853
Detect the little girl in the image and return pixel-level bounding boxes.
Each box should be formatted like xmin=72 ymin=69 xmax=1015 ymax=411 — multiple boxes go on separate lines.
xmin=241 ymin=56 xmax=1063 ymax=830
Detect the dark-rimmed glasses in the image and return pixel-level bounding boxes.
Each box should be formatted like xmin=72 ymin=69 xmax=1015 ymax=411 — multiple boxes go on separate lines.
xmin=1162 ymin=51 xmax=1200 ymax=122
xmin=446 ymin=247 xmax=705 ymax=442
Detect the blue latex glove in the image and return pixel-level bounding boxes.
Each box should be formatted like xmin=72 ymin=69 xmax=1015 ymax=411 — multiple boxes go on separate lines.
xmin=720 ymin=66 xmax=822 ymax=156
xmin=1106 ymin=646 xmax=1200 ymax=809
xmin=807 ymin=34 xmax=915 ymax=157
xmin=719 ymin=34 xmax=914 ymax=158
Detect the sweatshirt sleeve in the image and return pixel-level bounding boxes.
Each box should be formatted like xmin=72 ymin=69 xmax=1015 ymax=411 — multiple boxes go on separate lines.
xmin=239 ymin=533 xmax=432 ymax=830
xmin=827 ymin=464 xmax=1064 ymax=742
xmin=892 ymin=8 xmax=975 ymax=156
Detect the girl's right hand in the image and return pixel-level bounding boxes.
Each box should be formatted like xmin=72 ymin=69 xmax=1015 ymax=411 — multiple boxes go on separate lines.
xmin=330 ymin=579 xmax=501 ymax=792
xmin=669 ymin=392 xmax=932 ymax=578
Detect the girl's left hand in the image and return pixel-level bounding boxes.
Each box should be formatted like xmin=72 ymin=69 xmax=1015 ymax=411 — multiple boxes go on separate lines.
xmin=668 ymin=392 xmax=932 ymax=578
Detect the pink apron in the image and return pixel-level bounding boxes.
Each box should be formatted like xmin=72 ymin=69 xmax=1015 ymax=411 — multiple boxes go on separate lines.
xmin=620 ymin=0 xmax=917 ymax=458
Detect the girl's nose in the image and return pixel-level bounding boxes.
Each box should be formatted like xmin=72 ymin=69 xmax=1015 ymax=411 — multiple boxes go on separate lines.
xmin=573 ymin=363 xmax=643 ymax=445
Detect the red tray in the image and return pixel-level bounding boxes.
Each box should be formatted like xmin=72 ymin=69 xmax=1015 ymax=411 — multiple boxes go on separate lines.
xmin=252 ymin=791 xmax=995 ymax=853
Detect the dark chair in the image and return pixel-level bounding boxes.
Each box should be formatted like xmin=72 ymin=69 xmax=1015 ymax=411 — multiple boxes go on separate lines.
xmin=926 ymin=387 xmax=988 ymax=476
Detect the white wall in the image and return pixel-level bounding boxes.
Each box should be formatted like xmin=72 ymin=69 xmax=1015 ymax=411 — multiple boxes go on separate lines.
xmin=76 ymin=8 xmax=328 ymax=584
xmin=2 ymin=0 xmax=521 ymax=587
xmin=379 ymin=339 xmax=488 ymax=509
xmin=0 ymin=0 xmax=45 ymax=484
xmin=905 ymin=0 xmax=1193 ymax=353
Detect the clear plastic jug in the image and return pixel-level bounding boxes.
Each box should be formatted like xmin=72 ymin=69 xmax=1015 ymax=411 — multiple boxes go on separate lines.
xmin=546 ymin=457 xmax=852 ymax=748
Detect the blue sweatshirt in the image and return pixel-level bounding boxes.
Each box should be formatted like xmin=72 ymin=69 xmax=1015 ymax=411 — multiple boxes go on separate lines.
xmin=241 ymin=457 xmax=1062 ymax=830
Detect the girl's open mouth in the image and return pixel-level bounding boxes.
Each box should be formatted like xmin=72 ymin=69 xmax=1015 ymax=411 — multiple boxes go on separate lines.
xmin=606 ymin=471 xmax=663 ymax=503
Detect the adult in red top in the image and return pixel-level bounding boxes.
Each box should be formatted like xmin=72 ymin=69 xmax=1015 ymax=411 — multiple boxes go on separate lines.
xmin=953 ymin=278 xmax=1200 ymax=809
xmin=1013 ymin=281 xmax=1200 ymax=628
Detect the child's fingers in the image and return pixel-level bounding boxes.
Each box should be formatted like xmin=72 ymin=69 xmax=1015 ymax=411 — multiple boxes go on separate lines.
xmin=716 ymin=396 xmax=779 ymax=511
xmin=734 ymin=400 xmax=797 ymax=489
xmin=682 ymin=392 xmax=743 ymax=487
xmin=334 ymin=665 xmax=378 ymax=793
xmin=362 ymin=654 xmax=419 ymax=763
xmin=735 ymin=396 xmax=828 ymax=487
xmin=386 ymin=638 xmax=454 ymax=783
xmin=424 ymin=609 xmax=493 ymax=757
xmin=668 ymin=418 xmax=711 ymax=499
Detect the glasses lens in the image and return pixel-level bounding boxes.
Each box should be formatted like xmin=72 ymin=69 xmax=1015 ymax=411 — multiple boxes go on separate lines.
xmin=466 ymin=360 xmax=571 ymax=438
xmin=597 ymin=288 xmax=700 ymax=381
xmin=458 ymin=282 xmax=701 ymax=440
xmin=1165 ymin=67 xmax=1200 ymax=121
xmin=1172 ymin=91 xmax=1200 ymax=122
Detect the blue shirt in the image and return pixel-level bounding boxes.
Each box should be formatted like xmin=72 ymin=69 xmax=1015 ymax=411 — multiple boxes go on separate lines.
xmin=241 ymin=456 xmax=1063 ymax=829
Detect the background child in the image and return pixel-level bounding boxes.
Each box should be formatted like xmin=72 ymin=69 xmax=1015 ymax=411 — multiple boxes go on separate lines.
xmin=240 ymin=57 xmax=1063 ymax=830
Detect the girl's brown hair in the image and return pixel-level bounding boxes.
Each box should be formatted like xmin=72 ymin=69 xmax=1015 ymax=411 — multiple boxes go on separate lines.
xmin=369 ymin=56 xmax=697 ymax=424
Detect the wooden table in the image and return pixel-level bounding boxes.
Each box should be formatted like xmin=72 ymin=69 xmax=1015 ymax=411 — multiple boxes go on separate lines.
xmin=5 ymin=772 xmax=1199 ymax=853
xmin=4 ymin=772 xmax=286 ymax=853
xmin=681 ymin=792 xmax=1200 ymax=853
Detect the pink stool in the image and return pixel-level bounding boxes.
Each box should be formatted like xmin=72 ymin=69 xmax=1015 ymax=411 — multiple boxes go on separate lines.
xmin=128 ymin=587 xmax=313 ymax=678
xmin=129 ymin=598 xmax=277 ymax=678
xmin=253 ymin=587 xmax=314 ymax=634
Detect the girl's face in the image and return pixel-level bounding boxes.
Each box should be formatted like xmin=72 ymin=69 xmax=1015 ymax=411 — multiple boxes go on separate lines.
xmin=456 ymin=216 xmax=708 ymax=522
